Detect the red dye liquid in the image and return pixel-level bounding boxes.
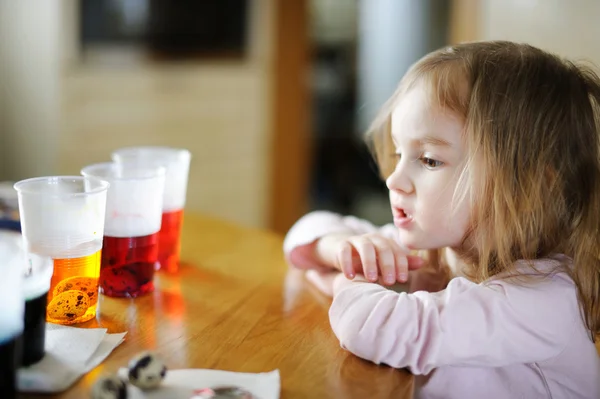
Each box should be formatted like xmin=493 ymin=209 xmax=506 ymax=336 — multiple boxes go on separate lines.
xmin=100 ymin=233 xmax=159 ymax=297
xmin=158 ymin=209 xmax=184 ymax=273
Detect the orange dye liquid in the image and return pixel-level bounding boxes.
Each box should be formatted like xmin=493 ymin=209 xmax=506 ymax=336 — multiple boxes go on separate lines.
xmin=158 ymin=209 xmax=184 ymax=273
xmin=47 ymin=250 xmax=101 ymax=325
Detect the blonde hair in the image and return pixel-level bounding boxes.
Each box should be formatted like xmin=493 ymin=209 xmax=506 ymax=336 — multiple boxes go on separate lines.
xmin=367 ymin=41 xmax=600 ymax=337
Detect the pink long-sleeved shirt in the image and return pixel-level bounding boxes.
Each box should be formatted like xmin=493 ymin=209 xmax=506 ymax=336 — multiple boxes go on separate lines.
xmin=284 ymin=211 xmax=600 ymax=399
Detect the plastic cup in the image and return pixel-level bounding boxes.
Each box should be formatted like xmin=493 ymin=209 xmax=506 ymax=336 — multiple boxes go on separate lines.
xmin=81 ymin=162 xmax=165 ymax=297
xmin=112 ymin=146 xmax=191 ymax=273
xmin=0 ymin=231 xmax=25 ymax=397
xmin=13 ymin=175 xmax=108 ymax=366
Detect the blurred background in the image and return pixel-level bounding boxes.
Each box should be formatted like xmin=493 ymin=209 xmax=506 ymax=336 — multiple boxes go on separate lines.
xmin=1 ymin=0 xmax=599 ymax=235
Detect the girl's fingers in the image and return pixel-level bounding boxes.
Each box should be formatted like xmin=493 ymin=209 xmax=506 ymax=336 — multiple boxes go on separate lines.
xmin=407 ymin=255 xmax=425 ymax=270
xmin=350 ymin=237 xmax=379 ymax=282
xmin=336 ymin=241 xmax=355 ymax=279
xmin=370 ymin=236 xmax=397 ymax=285
xmin=388 ymin=240 xmax=409 ymax=283
xmin=334 ymin=234 xmax=425 ymax=285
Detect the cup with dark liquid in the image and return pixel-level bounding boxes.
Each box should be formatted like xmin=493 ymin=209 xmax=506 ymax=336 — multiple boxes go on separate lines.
xmin=112 ymin=147 xmax=191 ymax=274
xmin=0 ymin=232 xmax=25 ymax=398
xmin=13 ymin=176 xmax=109 ymax=365
xmin=81 ymin=162 xmax=165 ymax=297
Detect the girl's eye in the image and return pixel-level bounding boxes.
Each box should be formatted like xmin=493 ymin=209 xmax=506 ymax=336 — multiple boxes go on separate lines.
xmin=420 ymin=157 xmax=444 ymax=170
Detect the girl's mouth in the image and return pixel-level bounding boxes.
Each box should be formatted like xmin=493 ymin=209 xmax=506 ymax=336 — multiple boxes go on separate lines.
xmin=393 ymin=208 xmax=413 ymax=227
xmin=399 ymin=209 xmax=411 ymax=218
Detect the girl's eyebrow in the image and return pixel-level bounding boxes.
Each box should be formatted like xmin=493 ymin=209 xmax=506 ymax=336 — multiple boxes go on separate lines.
xmin=418 ymin=135 xmax=452 ymax=147
xmin=391 ymin=134 xmax=452 ymax=148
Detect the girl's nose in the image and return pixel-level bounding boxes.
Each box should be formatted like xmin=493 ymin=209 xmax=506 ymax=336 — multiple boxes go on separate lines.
xmin=386 ymin=163 xmax=414 ymax=194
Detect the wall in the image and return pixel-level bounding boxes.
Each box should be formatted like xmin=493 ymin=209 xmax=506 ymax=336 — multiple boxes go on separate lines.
xmin=451 ymin=0 xmax=600 ymax=65
xmin=0 ymin=1 xmax=61 ymax=181
xmin=0 ymin=0 xmax=275 ymax=229
xmin=448 ymin=0 xmax=479 ymax=44
xmin=0 ymin=32 xmax=4 ymax=181
xmin=482 ymin=0 xmax=600 ymax=65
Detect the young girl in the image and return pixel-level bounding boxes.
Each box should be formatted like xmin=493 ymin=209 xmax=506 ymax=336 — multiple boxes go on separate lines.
xmin=284 ymin=41 xmax=600 ymax=398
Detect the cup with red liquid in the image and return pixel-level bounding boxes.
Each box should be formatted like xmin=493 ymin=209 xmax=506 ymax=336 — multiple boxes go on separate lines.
xmin=81 ymin=162 xmax=165 ymax=297
xmin=111 ymin=147 xmax=191 ymax=273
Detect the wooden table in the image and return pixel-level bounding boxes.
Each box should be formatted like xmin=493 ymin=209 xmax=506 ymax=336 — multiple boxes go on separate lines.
xmin=20 ymin=214 xmax=414 ymax=398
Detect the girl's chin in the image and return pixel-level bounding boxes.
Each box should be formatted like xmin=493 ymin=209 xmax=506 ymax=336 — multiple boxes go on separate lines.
xmin=397 ymin=234 xmax=452 ymax=252
xmin=397 ymin=236 xmax=428 ymax=251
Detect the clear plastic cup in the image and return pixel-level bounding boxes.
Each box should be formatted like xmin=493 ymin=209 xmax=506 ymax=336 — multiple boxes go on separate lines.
xmin=112 ymin=146 xmax=191 ymax=273
xmin=13 ymin=176 xmax=108 ymax=362
xmin=0 ymin=231 xmax=25 ymax=396
xmin=81 ymin=162 xmax=165 ymax=297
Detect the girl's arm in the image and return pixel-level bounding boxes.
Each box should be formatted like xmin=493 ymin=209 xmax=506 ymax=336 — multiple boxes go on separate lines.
xmin=329 ymin=272 xmax=576 ymax=374
xmin=284 ymin=210 xmax=451 ymax=293
xmin=283 ymin=210 xmax=398 ymax=271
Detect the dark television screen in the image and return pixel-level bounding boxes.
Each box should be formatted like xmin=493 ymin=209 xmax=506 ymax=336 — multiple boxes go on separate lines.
xmin=81 ymin=0 xmax=249 ymax=59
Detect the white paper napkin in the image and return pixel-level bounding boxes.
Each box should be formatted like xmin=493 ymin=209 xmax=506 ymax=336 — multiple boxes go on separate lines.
xmin=18 ymin=323 xmax=127 ymax=393
xmin=116 ymin=368 xmax=280 ymax=399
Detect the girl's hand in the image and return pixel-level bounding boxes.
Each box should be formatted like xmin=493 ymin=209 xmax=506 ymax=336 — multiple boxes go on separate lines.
xmin=315 ymin=233 xmax=424 ymax=285
xmin=305 ymin=270 xmax=368 ymax=297
xmin=305 ymin=270 xmax=340 ymax=297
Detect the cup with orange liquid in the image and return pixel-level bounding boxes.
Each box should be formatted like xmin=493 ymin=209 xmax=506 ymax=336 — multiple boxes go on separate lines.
xmin=81 ymin=162 xmax=165 ymax=298
xmin=13 ymin=176 xmax=109 ymax=363
xmin=112 ymin=147 xmax=191 ymax=273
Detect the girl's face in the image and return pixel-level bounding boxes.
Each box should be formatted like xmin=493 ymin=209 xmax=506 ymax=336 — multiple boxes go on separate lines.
xmin=386 ymin=85 xmax=471 ymax=251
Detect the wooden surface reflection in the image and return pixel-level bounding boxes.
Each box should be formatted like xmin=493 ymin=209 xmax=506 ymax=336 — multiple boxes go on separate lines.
xmin=19 ymin=214 xmax=414 ymax=399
